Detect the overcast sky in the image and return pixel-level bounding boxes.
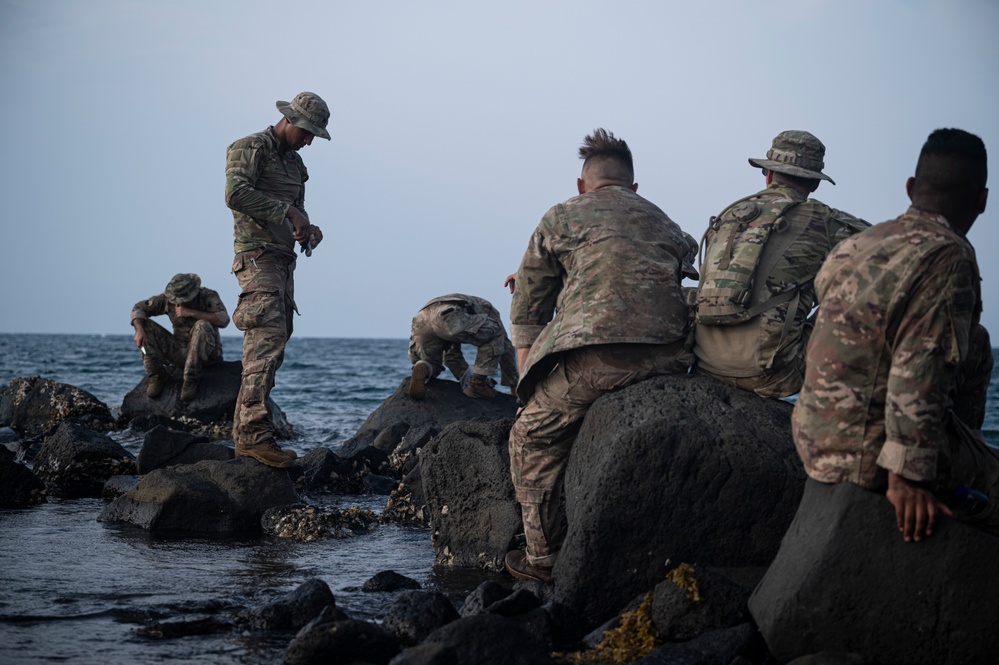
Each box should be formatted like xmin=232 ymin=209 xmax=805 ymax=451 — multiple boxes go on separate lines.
xmin=1 ymin=0 xmax=997 ymax=340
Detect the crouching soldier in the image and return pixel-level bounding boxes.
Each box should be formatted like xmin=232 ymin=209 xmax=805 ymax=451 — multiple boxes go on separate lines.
xmin=130 ymin=273 xmax=229 ymax=400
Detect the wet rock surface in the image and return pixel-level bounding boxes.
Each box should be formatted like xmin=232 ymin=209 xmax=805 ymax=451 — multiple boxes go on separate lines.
xmin=33 ymin=421 xmax=135 ymax=498
xmin=136 ymin=425 xmax=234 ymax=473
xmin=0 ymin=376 xmax=116 ymax=437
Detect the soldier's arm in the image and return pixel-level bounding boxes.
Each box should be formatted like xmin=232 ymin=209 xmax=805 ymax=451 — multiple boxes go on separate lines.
xmin=175 ymin=290 xmax=230 ymax=329
xmin=877 ymin=249 xmax=974 ymax=482
xmin=224 ymin=138 xmax=292 ymax=224
xmin=509 ymin=211 xmax=563 ymax=352
xmin=130 ymin=294 xmax=167 ymax=349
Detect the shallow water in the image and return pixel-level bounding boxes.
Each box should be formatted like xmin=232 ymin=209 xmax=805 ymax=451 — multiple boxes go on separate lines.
xmin=0 ymin=334 xmax=495 ymax=664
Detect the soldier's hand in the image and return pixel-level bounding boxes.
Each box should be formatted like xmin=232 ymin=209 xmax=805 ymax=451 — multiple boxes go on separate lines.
xmin=309 ymin=225 xmax=323 ymax=249
xmin=133 ymin=328 xmax=146 ymax=350
xmin=288 ymin=207 xmax=310 ymax=242
xmin=886 ymin=472 xmax=953 ymax=542
xmin=175 ymin=304 xmax=189 ymax=318
xmin=504 ymin=274 xmax=516 ymax=294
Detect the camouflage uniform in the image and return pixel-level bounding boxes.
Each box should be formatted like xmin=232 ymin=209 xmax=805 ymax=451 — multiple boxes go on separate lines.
xmin=509 ymin=185 xmax=692 ymax=567
xmin=226 ymin=126 xmax=309 ymax=449
xmin=792 ymin=206 xmax=999 ymax=534
xmin=694 ymin=184 xmax=868 ymax=397
xmin=408 ymin=294 xmax=518 ymax=388
xmin=130 ymin=282 xmax=228 ymax=383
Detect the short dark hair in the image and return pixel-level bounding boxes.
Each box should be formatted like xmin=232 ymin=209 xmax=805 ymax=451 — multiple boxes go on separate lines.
xmin=912 ymin=128 xmax=988 ymax=214
xmin=771 ymin=170 xmax=820 ymax=194
xmin=579 ymin=128 xmax=634 ymax=183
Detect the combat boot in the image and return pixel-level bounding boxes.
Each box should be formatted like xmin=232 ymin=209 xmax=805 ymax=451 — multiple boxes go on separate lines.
xmin=409 ymin=360 xmax=432 ymax=400
xmin=146 ymin=374 xmax=167 ymax=399
xmin=179 ymin=378 xmax=198 ymax=402
xmin=463 ymin=374 xmax=497 ymax=400
xmin=236 ymin=441 xmax=297 ymax=469
xmin=504 ymin=550 xmax=552 ymax=583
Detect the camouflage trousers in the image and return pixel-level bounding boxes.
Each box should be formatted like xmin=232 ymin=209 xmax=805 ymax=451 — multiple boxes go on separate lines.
xmin=140 ymin=319 xmax=222 ymax=381
xmin=508 ymin=342 xmax=689 ymax=567
xmin=408 ymin=302 xmax=519 ymax=387
xmin=231 ymin=249 xmax=296 ymax=449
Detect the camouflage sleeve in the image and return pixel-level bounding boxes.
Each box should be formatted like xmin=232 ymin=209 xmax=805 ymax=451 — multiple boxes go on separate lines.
xmin=877 ymin=248 xmax=976 ymax=482
xmin=827 ymin=209 xmax=871 ymax=247
xmin=224 ymin=137 xmax=291 ymax=225
xmin=130 ymin=294 xmax=167 ymax=324
xmin=509 ymin=209 xmax=563 ymax=347
xmin=202 ymin=288 xmax=230 ymax=329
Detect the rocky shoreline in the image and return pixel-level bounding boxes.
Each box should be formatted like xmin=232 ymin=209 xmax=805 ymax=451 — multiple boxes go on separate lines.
xmin=2 ymin=369 xmax=996 ymax=664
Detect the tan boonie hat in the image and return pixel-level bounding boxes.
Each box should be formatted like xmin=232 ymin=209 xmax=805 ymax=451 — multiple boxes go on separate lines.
xmin=276 ymin=91 xmax=331 ymax=140
xmin=748 ymin=130 xmax=835 ymax=185
xmin=165 ymin=273 xmax=201 ymax=305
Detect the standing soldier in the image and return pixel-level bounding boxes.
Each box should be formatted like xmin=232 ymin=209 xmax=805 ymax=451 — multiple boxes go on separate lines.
xmin=130 ymin=273 xmax=229 ymax=401
xmin=694 ymin=131 xmax=868 ymax=398
xmin=505 ymin=129 xmax=693 ymax=583
xmin=225 ymin=92 xmax=330 ymax=468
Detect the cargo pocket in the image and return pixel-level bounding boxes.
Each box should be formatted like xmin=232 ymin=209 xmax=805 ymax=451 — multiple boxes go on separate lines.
xmin=232 ymin=290 xmax=281 ymax=331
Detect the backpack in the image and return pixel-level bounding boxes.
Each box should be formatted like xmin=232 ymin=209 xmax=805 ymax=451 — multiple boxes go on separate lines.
xmin=695 ymin=192 xmax=811 ymax=328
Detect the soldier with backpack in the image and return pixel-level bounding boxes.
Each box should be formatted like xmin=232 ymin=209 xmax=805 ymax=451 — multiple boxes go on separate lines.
xmin=693 ymin=130 xmax=869 ymax=398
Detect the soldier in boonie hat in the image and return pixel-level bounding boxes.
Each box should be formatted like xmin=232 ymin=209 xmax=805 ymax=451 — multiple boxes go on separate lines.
xmin=164 ymin=273 xmax=201 ymax=305
xmin=748 ymin=130 xmax=835 ymax=184
xmin=275 ymin=91 xmax=331 ymax=141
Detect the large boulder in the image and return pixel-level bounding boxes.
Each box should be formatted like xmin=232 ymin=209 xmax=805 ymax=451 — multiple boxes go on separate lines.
xmin=0 ymin=376 xmax=116 ymax=437
xmin=240 ymin=578 xmax=342 ymax=630
xmin=338 ymin=378 xmax=516 ymax=458
xmin=119 ymin=361 xmax=292 ymax=440
xmin=97 ymin=457 xmax=300 ymax=535
xmin=749 ymin=479 xmax=999 ymax=665
xmin=419 ymin=419 xmax=519 ymax=569
xmin=554 ymin=373 xmax=806 ymax=626
xmin=382 ymin=590 xmax=461 ymax=646
xmin=32 ymin=422 xmax=136 ymax=498
xmin=284 ymin=612 xmax=401 ymax=665
xmin=135 ymin=425 xmax=234 ymax=474
xmin=0 ymin=445 xmax=46 ymax=506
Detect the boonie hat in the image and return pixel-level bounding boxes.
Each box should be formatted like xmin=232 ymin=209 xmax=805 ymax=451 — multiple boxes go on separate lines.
xmin=748 ymin=130 xmax=835 ymax=184
xmin=276 ymin=91 xmax=331 ymax=141
xmin=165 ymin=273 xmax=201 ymax=305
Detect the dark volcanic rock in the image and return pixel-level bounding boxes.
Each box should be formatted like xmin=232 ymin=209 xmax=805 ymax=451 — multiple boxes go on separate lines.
xmin=32 ymin=422 xmax=135 ymax=498
xmin=119 ymin=360 xmax=292 ymax=441
xmin=650 ymin=564 xmax=752 ymax=641
xmin=0 ymin=376 xmax=116 ymax=437
xmin=419 ymin=419 xmax=519 ymax=569
xmin=0 ymin=445 xmax=46 ymax=506
xmin=554 ymin=373 xmax=805 ymax=626
xmin=102 ymin=475 xmax=140 ymax=499
xmin=633 ymin=622 xmax=759 ymax=665
xmin=261 ymin=504 xmax=378 ymax=541
xmin=383 ymin=590 xmax=460 ymax=646
xmin=298 ymin=445 xmax=392 ymax=494
xmin=390 ymin=423 xmax=439 ymax=476
xmin=284 ymin=612 xmax=401 ymax=665
xmin=242 ymin=578 xmax=343 ymax=630
xmin=362 ymin=570 xmax=422 ymax=592
xmin=135 ymin=425 xmax=233 ymax=473
xmin=97 ymin=457 xmax=300 ymax=535
xmin=414 ymin=613 xmax=555 ymax=665
xmin=458 ymin=581 xmax=514 ymax=617
xmin=338 ymin=377 xmax=516 ymax=455
xmin=749 ymin=479 xmax=999 ymax=665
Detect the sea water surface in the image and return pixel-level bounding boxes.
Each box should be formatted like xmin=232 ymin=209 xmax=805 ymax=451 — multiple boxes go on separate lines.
xmin=2 ymin=334 xmax=998 ymax=664
xmin=0 ymin=334 xmax=491 ymax=664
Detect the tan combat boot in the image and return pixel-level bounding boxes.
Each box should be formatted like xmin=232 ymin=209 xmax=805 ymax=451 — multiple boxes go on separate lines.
xmin=180 ymin=377 xmax=198 ymax=401
xmin=236 ymin=441 xmax=297 ymax=469
xmin=463 ymin=374 xmax=497 ymax=399
xmin=409 ymin=360 xmax=432 ymax=400
xmin=146 ymin=374 xmax=167 ymax=399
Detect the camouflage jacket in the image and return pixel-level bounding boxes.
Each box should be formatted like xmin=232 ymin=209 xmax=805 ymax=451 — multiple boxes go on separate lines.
xmin=130 ymin=288 xmax=230 ymax=348
xmin=416 ymin=294 xmax=504 ymax=338
xmin=694 ymin=184 xmax=868 ymax=379
xmin=510 ymin=185 xmax=690 ymax=395
xmin=225 ymin=126 xmax=309 ymax=259
xmin=791 ymin=206 xmax=981 ymax=487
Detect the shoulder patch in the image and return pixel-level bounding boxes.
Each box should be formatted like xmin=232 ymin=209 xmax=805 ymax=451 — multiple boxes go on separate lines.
xmin=731 ymin=201 xmax=761 ymax=223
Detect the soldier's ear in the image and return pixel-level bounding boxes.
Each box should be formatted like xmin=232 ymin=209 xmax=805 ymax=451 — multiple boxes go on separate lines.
xmin=631 ymin=182 xmax=638 ymax=193
xmin=977 ymin=187 xmax=988 ymax=215
xmin=905 ymin=176 xmax=916 ymax=202
xmin=577 ymin=178 xmax=586 ymax=195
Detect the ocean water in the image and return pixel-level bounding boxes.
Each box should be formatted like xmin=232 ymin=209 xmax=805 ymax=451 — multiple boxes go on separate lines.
xmin=0 ymin=334 xmax=492 ymax=665
xmin=1 ymin=334 xmax=998 ymax=664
